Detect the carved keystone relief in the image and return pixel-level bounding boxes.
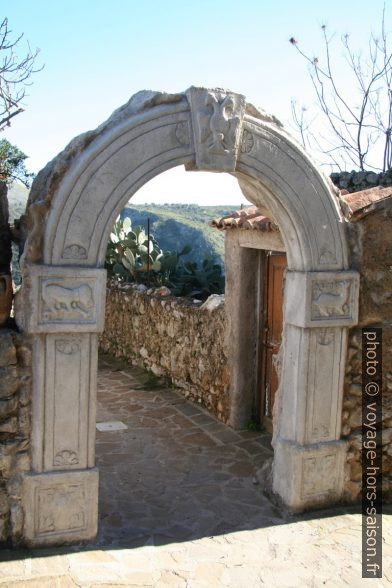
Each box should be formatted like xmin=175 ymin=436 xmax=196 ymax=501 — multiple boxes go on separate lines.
xmin=25 ymin=265 xmax=106 ymax=333
xmin=186 ymin=87 xmax=246 ymax=171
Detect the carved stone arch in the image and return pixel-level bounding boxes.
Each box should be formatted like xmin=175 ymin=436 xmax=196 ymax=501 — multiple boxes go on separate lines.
xmin=18 ymin=87 xmax=359 ymax=546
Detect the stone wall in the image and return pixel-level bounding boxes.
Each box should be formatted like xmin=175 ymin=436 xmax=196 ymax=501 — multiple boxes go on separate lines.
xmin=342 ymin=197 xmax=392 ymax=502
xmin=99 ymin=284 xmax=230 ymax=423
xmin=0 ymin=329 xmax=31 ymax=545
xmin=330 ymin=169 xmax=392 ymax=193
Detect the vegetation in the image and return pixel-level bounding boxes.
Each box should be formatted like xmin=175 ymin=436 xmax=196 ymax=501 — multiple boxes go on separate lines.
xmin=0 ymin=139 xmax=34 ymax=186
xmin=0 ymin=17 xmax=42 ymax=131
xmin=105 ymin=215 xmax=225 ymax=301
xmin=122 ymin=203 xmax=240 ymax=268
xmin=290 ymin=8 xmax=392 ymax=172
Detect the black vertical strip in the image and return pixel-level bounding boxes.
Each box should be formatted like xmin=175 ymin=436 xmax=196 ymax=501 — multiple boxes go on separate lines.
xmin=362 ymin=328 xmax=382 ymax=578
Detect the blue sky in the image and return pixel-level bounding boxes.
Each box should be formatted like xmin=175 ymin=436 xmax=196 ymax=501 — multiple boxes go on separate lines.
xmin=3 ymin=0 xmax=389 ymax=204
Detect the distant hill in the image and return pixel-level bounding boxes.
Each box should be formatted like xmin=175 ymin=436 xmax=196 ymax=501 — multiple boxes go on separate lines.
xmin=121 ymin=203 xmax=240 ymax=268
xmin=6 ymin=186 xmax=240 ymax=273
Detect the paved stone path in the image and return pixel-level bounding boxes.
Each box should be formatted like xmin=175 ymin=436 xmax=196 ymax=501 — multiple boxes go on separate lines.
xmin=0 ymin=354 xmax=391 ymax=586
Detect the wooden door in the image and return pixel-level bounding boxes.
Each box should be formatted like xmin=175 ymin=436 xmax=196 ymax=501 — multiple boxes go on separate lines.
xmin=260 ymin=252 xmax=287 ymax=432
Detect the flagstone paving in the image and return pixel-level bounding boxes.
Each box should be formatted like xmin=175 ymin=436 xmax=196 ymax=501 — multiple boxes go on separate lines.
xmin=0 ymin=354 xmax=391 ymax=586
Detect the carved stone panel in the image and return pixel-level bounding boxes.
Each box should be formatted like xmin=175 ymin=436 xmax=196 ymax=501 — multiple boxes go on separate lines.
xmin=44 ymin=334 xmax=91 ymax=471
xmin=273 ymin=438 xmax=346 ymax=512
xmin=23 ymin=469 xmax=98 ymax=546
xmin=186 ymin=87 xmax=245 ymax=171
xmin=24 ymin=265 xmax=106 ymax=333
xmin=284 ymin=271 xmax=359 ymax=328
xmin=304 ymin=328 xmax=346 ymax=443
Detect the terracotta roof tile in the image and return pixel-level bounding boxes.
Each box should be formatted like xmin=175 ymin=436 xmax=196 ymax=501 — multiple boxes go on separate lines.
xmin=210 ymin=186 xmax=392 ymax=230
xmin=339 ymin=186 xmax=392 ymax=219
xmin=209 ymin=206 xmax=279 ymax=232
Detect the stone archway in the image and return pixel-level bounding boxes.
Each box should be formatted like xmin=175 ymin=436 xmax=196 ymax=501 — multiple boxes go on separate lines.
xmin=17 ymin=87 xmax=359 ymax=546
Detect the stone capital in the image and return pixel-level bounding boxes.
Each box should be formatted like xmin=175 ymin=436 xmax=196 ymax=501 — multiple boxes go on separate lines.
xmin=20 ymin=265 xmax=107 ymax=334
xmin=284 ymin=270 xmax=359 ymax=328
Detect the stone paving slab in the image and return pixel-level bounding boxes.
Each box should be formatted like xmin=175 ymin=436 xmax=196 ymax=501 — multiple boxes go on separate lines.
xmin=1 ymin=354 xmax=391 ymax=586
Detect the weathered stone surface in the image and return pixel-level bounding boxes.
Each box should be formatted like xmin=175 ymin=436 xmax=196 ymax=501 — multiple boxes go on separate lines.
xmin=0 ymin=331 xmax=32 ymax=545
xmin=0 ymin=366 xmax=19 ymax=398
xmin=0 ymin=331 xmax=16 ymax=367
xmin=23 ymin=468 xmax=99 ymax=546
xmin=339 ymin=192 xmax=392 ymax=502
xmin=100 ymin=284 xmax=230 ymax=423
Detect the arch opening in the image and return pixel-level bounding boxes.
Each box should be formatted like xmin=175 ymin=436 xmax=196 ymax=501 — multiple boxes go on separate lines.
xmin=17 ymin=87 xmax=359 ymax=546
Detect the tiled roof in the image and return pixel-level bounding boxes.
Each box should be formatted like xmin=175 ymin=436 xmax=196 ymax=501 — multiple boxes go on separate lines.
xmin=339 ymin=186 xmax=392 ymax=219
xmin=210 ymin=186 xmax=392 ymax=231
xmin=209 ymin=206 xmax=279 ymax=232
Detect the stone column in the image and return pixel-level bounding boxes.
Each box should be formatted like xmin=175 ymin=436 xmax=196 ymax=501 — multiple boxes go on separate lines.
xmin=273 ymin=270 xmax=359 ymax=511
xmin=224 ymin=231 xmax=260 ymax=429
xmin=19 ymin=264 xmax=106 ymax=546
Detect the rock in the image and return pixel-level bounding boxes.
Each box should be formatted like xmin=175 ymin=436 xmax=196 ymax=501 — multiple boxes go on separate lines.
xmin=154 ymin=286 xmax=171 ymax=297
xmin=0 ymin=366 xmax=19 ymax=399
xmin=0 ymin=333 xmax=16 ymax=368
xmin=136 ymin=284 xmax=147 ymax=293
xmin=382 ymin=428 xmax=392 ymax=446
xmin=0 ymin=492 xmax=8 ymax=515
xmin=200 ymin=294 xmax=225 ymax=311
xmin=366 ymin=172 xmax=379 ymax=185
xmin=0 ymin=397 xmax=18 ymax=419
xmin=0 ymin=417 xmax=18 ymax=433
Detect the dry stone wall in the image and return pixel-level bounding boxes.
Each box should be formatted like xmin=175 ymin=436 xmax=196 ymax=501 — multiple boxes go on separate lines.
xmin=0 ymin=329 xmax=31 ymax=545
xmin=342 ymin=197 xmax=392 ymax=503
xmin=330 ymin=169 xmax=392 ymax=193
xmin=100 ymin=284 xmax=230 ymax=423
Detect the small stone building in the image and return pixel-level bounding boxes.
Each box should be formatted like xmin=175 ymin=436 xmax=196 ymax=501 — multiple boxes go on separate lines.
xmin=210 ymin=185 xmax=392 ymax=504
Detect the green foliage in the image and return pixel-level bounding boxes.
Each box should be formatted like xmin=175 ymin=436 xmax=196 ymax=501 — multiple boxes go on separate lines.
xmin=105 ymin=215 xmax=225 ymax=300
xmin=123 ymin=203 xmax=241 ymax=268
xmin=246 ymin=420 xmax=265 ymax=432
xmin=106 ymin=216 xmax=164 ymax=283
xmin=168 ymin=254 xmax=225 ymax=300
xmin=0 ymin=139 xmax=34 ymax=187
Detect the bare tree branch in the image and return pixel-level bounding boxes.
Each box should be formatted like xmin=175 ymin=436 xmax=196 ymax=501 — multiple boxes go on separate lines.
xmin=0 ymin=17 xmax=43 ymax=132
xmin=289 ymin=8 xmax=392 ymax=171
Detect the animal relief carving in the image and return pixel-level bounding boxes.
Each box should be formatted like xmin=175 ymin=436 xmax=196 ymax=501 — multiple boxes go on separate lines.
xmin=41 ymin=282 xmax=94 ymax=322
xmin=312 ymin=280 xmax=351 ymax=320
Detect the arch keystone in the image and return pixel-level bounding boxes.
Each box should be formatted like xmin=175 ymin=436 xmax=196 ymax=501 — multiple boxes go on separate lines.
xmin=186 ymin=86 xmax=245 ymax=171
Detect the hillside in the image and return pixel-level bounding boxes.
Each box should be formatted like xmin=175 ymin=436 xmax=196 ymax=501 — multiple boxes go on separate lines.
xmin=122 ymin=203 xmax=240 ymax=267
xmin=5 ymin=185 xmax=240 ymax=272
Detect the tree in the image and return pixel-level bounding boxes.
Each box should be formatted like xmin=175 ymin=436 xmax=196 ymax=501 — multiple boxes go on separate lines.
xmin=0 ymin=17 xmax=42 ymax=131
xmin=290 ymin=8 xmax=392 ymax=172
xmin=0 ymin=138 xmax=34 ymax=186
